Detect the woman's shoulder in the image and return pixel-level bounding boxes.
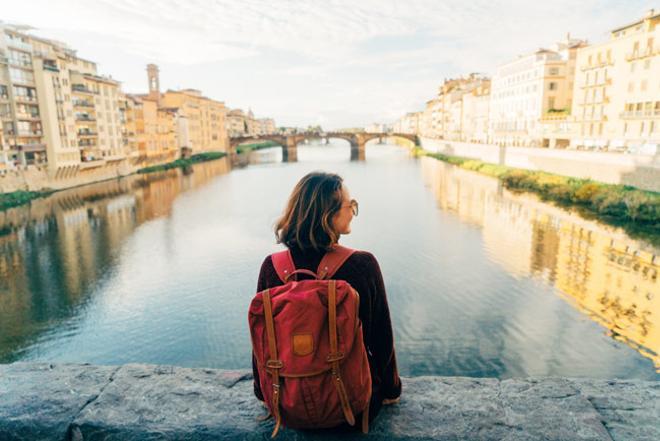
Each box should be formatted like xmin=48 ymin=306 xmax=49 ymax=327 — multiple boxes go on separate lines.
xmin=345 ymin=249 xmax=381 ymax=271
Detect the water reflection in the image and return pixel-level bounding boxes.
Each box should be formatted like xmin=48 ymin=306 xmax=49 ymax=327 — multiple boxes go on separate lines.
xmin=421 ymin=157 xmax=659 ymax=371
xmin=0 ymin=158 xmax=231 ymax=362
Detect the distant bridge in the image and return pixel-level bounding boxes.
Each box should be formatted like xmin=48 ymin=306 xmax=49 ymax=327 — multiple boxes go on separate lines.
xmin=229 ymin=132 xmax=418 ymax=161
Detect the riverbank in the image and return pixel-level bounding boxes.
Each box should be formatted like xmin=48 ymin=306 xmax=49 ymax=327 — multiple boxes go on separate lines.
xmin=0 ymin=152 xmax=227 ymax=212
xmin=424 ymin=150 xmax=660 ymax=244
xmin=235 ymin=140 xmax=280 ymax=154
xmin=1 ymin=363 xmax=657 ymax=440
xmin=137 ymin=151 xmax=226 ymax=174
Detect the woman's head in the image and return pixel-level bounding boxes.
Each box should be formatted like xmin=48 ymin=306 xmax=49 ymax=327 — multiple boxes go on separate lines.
xmin=275 ymin=172 xmax=357 ymax=252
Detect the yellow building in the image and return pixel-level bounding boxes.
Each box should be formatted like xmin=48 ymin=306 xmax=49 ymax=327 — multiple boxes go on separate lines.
xmin=160 ymin=88 xmax=227 ymax=154
xmin=571 ymin=9 xmax=660 ymax=152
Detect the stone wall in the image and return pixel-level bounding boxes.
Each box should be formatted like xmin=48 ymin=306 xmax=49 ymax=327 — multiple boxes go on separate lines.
xmin=420 ymin=138 xmax=660 ymax=192
xmin=1 ymin=363 xmax=658 ymax=440
xmin=0 ymin=162 xmax=137 ymax=193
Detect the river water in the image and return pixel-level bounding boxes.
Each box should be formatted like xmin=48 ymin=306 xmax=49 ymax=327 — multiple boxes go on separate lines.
xmin=0 ymin=141 xmax=658 ymax=380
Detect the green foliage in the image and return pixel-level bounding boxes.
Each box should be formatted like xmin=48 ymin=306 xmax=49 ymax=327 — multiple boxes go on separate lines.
xmin=137 ymin=152 xmax=226 ymax=174
xmin=0 ymin=190 xmax=52 ymax=211
xmin=235 ymin=141 xmax=280 ymax=154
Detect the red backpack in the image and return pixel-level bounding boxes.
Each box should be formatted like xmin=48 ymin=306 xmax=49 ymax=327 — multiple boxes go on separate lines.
xmin=248 ymin=245 xmax=372 ymax=438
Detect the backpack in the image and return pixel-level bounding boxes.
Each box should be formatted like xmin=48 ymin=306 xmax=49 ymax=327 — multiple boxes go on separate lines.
xmin=248 ymin=245 xmax=372 ymax=438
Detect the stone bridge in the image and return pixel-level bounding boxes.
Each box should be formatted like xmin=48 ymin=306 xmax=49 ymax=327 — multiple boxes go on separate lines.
xmin=229 ymin=132 xmax=418 ymax=161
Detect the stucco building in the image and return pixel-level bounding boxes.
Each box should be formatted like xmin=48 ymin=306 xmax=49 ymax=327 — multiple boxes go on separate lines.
xmin=571 ymin=9 xmax=660 ymax=152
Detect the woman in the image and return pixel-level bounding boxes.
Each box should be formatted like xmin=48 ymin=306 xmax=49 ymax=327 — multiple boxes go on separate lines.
xmin=252 ymin=171 xmax=401 ymax=431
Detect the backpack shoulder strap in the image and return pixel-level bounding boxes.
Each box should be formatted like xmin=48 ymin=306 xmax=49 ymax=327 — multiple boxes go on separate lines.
xmin=317 ymin=245 xmax=356 ymax=279
xmin=271 ymin=250 xmax=296 ymax=284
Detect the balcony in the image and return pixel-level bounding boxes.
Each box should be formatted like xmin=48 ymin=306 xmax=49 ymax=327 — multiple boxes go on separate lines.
xmin=9 ymin=59 xmax=32 ymax=69
xmin=17 ymin=130 xmax=43 ymax=137
xmin=72 ymin=84 xmax=95 ymax=94
xmin=5 ymin=38 xmax=32 ymax=52
xmin=14 ymin=95 xmax=38 ymax=103
xmin=73 ymin=100 xmax=94 ymax=108
xmin=18 ymin=143 xmax=46 ymax=152
xmin=15 ymin=113 xmax=41 ymax=121
xmin=625 ymin=47 xmax=655 ymax=61
xmin=77 ymin=130 xmax=98 ymax=137
xmin=43 ymin=63 xmax=59 ymax=73
xmin=78 ymin=140 xmax=97 ymax=147
xmin=76 ymin=114 xmax=96 ymax=122
xmin=620 ymin=110 xmax=660 ymax=119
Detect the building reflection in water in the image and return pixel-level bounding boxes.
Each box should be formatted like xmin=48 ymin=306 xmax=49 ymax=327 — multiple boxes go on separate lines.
xmin=421 ymin=156 xmax=659 ymax=371
xmin=0 ymin=158 xmax=231 ymax=362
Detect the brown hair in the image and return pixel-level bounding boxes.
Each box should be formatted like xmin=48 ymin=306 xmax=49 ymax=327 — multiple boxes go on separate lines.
xmin=275 ymin=172 xmax=344 ymax=252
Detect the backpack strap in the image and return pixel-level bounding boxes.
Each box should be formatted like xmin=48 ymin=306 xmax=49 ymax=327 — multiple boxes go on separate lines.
xmin=317 ymin=245 xmax=356 ymax=279
xmin=271 ymin=250 xmax=296 ymax=284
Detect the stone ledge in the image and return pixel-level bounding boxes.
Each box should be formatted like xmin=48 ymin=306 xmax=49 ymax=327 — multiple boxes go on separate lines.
xmin=0 ymin=363 xmax=658 ymax=440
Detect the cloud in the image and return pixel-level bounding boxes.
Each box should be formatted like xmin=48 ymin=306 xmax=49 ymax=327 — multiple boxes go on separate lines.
xmin=2 ymin=0 xmax=657 ymax=128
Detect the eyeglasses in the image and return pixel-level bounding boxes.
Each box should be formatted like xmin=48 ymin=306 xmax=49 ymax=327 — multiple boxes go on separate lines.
xmin=341 ymin=199 xmax=358 ymax=216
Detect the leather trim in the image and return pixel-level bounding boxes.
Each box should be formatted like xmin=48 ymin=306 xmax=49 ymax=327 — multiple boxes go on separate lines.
xmin=293 ymin=333 xmax=314 ymax=356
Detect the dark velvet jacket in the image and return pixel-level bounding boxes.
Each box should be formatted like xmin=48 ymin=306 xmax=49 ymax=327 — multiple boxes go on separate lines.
xmin=252 ymin=247 xmax=402 ymax=424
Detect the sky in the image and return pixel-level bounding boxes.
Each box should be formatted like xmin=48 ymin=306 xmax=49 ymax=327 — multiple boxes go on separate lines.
xmin=3 ymin=0 xmax=658 ymax=129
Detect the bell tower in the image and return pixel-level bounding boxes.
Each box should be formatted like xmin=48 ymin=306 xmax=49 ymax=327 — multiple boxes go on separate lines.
xmin=147 ymin=64 xmax=160 ymax=104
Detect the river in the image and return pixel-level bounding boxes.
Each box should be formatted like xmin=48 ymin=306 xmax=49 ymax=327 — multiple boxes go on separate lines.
xmin=0 ymin=140 xmax=658 ymax=380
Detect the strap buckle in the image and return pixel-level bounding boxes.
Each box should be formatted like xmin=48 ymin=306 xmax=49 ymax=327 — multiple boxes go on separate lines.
xmin=266 ymin=359 xmax=284 ymax=369
xmin=326 ymin=351 xmax=345 ymax=363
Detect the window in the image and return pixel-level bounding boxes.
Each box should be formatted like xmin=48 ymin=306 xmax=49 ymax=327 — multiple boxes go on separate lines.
xmin=549 ymin=82 xmax=557 ymax=91
xmin=641 ymin=80 xmax=648 ymax=92
xmin=644 ymin=59 xmax=651 ymax=69
xmin=630 ymin=62 xmax=636 ymax=72
xmin=549 ymin=67 xmax=559 ymax=75
xmin=628 ymin=82 xmax=634 ymax=92
xmin=548 ymin=97 xmax=556 ymax=109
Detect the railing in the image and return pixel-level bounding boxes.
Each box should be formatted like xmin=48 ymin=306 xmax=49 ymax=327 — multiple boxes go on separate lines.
xmin=77 ymin=131 xmax=98 ymax=137
xmin=14 ymin=95 xmax=38 ymax=103
xmin=73 ymin=100 xmax=94 ymax=108
xmin=9 ymin=59 xmax=32 ymax=68
xmin=620 ymin=110 xmax=660 ymax=119
xmin=15 ymin=113 xmax=41 ymax=120
xmin=17 ymin=130 xmax=43 ymax=136
xmin=76 ymin=115 xmax=96 ymax=122
xmin=625 ymin=46 xmax=655 ymax=61
xmin=72 ymin=84 xmax=95 ymax=94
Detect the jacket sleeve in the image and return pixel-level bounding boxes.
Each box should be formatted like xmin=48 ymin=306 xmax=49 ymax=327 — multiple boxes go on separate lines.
xmin=368 ymin=254 xmax=402 ymax=400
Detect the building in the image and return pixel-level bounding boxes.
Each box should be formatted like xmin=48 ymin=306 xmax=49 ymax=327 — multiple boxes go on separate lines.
xmin=257 ymin=117 xmax=276 ymax=135
xmin=227 ymin=108 xmax=249 ymax=137
xmin=130 ymin=95 xmax=177 ymax=165
xmin=571 ymin=9 xmax=660 ymax=152
xmin=489 ymin=36 xmax=586 ymax=147
xmin=393 ymin=111 xmax=422 ymax=134
xmin=461 ymin=80 xmax=491 ymax=143
xmin=0 ymin=24 xmax=133 ymax=177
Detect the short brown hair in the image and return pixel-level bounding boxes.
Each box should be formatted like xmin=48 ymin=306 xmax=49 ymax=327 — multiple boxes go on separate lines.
xmin=275 ymin=172 xmax=344 ymax=252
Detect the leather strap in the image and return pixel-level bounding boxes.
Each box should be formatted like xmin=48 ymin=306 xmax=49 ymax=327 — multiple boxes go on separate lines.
xmin=271 ymin=250 xmax=296 ymax=284
xmin=317 ymin=245 xmax=355 ymax=279
xmin=327 ymin=280 xmax=356 ymax=426
xmin=262 ymin=289 xmax=282 ymax=438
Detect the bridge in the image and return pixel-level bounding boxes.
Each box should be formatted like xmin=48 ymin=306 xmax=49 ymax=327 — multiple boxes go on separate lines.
xmin=229 ymin=132 xmax=419 ymax=161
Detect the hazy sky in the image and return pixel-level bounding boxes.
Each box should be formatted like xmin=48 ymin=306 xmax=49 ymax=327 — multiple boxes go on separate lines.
xmin=4 ymin=0 xmax=658 ymax=129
